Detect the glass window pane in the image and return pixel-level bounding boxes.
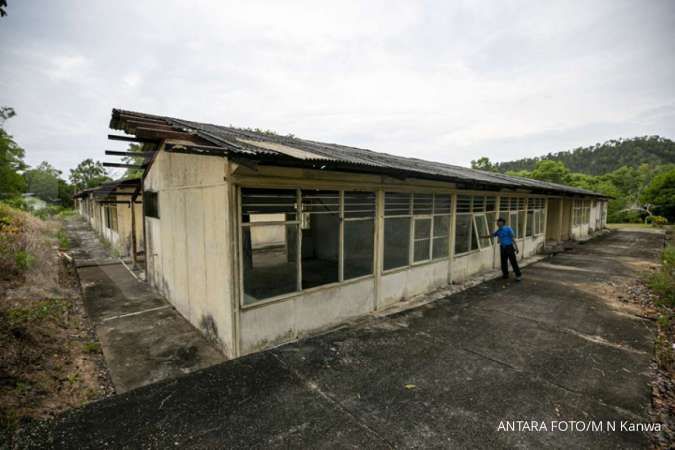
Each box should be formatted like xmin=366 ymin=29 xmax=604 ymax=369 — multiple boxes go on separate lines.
xmin=384 ymin=217 xmax=411 ymax=270
xmin=344 ymin=219 xmax=374 ymax=280
xmin=518 ymin=210 xmax=526 ymax=237
xmin=526 ymin=211 xmax=534 ymax=237
xmin=414 ymin=218 xmax=431 ymax=239
xmin=243 ymin=224 xmax=298 ymax=304
xmin=470 ymin=221 xmax=480 ymax=251
xmin=475 ymin=214 xmax=492 ymax=248
xmin=433 ymin=237 xmax=449 ymax=259
xmin=414 ymin=240 xmax=431 ymax=262
xmin=510 ymin=212 xmax=519 ymax=238
xmin=344 ymin=191 xmax=375 ymax=218
xmin=385 ymin=192 xmax=411 ymax=216
xmin=242 ymin=188 xmax=297 ymax=223
xmin=454 ymin=214 xmax=472 ymax=254
xmin=433 ymin=215 xmax=450 ymax=237
xmin=413 ymin=217 xmax=431 ymax=262
xmin=301 ymin=211 xmax=339 ymax=289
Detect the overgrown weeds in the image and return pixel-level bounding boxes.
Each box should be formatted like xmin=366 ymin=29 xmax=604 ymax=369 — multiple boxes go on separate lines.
xmin=0 ymin=203 xmax=112 ymax=447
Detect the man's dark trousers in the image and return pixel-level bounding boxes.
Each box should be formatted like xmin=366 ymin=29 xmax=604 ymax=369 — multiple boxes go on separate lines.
xmin=500 ymin=244 xmax=521 ymax=278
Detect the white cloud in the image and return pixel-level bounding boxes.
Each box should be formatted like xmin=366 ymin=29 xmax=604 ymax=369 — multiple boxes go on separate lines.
xmin=0 ymin=0 xmax=673 ymax=174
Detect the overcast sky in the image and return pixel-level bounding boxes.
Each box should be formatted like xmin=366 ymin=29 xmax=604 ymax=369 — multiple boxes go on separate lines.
xmin=1 ymin=1 xmax=674 ymax=178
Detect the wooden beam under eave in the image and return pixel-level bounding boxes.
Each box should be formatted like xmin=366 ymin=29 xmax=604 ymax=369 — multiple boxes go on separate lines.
xmin=117 ymin=114 xmax=167 ymax=124
xmin=103 ymin=162 xmax=146 ymax=169
xmin=108 ymin=134 xmax=159 ymax=144
xmin=105 ymin=150 xmax=156 ymax=157
xmin=134 ymin=127 xmax=194 ymax=140
xmin=126 ymin=120 xmax=175 ymax=132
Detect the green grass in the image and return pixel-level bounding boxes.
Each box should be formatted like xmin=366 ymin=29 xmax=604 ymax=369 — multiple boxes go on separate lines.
xmin=14 ymin=251 xmax=34 ymax=271
xmin=606 ymin=223 xmax=651 ymax=229
xmin=56 ymin=228 xmax=70 ymax=250
xmin=82 ymin=342 xmax=101 ymax=354
xmin=6 ymin=299 xmax=69 ymax=327
xmin=647 ymin=243 xmax=675 ymax=308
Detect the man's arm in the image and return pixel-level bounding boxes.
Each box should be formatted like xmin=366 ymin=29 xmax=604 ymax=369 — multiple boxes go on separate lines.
xmin=508 ymin=227 xmax=519 ymax=253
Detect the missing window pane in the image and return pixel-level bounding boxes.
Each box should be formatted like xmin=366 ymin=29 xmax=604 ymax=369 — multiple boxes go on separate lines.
xmin=384 ymin=217 xmax=411 ymax=270
xmin=243 ymin=224 xmax=298 ymax=304
xmin=301 ymin=209 xmax=339 ymax=289
xmin=454 ymin=214 xmax=472 ymax=254
xmin=344 ymin=219 xmax=374 ymax=279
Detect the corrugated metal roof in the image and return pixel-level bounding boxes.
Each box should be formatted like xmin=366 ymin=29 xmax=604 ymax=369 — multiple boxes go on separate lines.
xmin=74 ymin=178 xmax=140 ymax=198
xmin=110 ymin=109 xmax=607 ymax=197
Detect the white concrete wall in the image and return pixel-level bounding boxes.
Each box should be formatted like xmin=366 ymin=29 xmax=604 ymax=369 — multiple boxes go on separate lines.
xmin=144 ymin=148 xmax=235 ymax=356
xmin=381 ymin=259 xmax=449 ymax=307
xmin=240 ymin=277 xmax=374 ymax=354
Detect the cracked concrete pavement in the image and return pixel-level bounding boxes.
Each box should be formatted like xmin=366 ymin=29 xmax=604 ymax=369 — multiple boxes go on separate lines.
xmin=24 ymin=228 xmax=663 ymax=449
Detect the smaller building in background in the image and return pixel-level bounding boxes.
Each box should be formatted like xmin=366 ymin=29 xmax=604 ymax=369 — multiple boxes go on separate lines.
xmin=74 ymin=178 xmax=143 ymax=260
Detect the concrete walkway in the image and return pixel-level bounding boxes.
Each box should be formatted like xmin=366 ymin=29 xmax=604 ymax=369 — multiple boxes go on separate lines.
xmin=64 ymin=218 xmax=225 ymax=393
xmin=27 ymin=229 xmax=663 ymax=449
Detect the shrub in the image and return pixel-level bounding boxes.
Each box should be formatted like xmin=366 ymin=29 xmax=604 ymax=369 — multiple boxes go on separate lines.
xmin=14 ymin=250 xmax=34 ymax=271
xmin=646 ymin=215 xmax=668 ymax=227
xmin=648 ymin=244 xmax=675 ymax=308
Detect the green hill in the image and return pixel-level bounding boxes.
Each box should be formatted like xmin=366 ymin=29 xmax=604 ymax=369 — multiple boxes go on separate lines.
xmin=495 ymin=136 xmax=675 ymax=175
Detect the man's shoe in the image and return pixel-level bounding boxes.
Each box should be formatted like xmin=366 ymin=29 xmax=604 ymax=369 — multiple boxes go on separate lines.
xmin=515 ymin=275 xmax=522 ymax=282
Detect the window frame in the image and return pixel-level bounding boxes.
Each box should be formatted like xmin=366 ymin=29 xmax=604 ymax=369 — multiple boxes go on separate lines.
xmin=383 ymin=191 xmax=453 ymax=272
xmin=239 ymin=186 xmax=378 ymax=307
xmin=454 ymin=194 xmax=496 ymax=257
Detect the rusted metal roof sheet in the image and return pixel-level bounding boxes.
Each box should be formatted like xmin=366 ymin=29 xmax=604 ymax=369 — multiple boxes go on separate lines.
xmin=110 ymin=109 xmax=607 ymax=197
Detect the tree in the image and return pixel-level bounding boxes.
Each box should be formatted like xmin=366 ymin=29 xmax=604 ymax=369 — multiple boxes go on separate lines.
xmin=641 ymin=167 xmax=675 ymax=221
xmin=1 ymin=1 xmax=7 ymax=17
xmin=470 ymin=156 xmax=497 ymax=172
xmin=69 ymin=158 xmax=111 ymax=191
xmin=122 ymin=143 xmax=146 ymax=179
xmin=24 ymin=161 xmax=62 ymax=202
xmin=0 ymin=106 xmax=27 ymax=197
xmin=23 ymin=161 xmax=75 ymax=208
xmin=530 ymin=160 xmax=570 ymax=184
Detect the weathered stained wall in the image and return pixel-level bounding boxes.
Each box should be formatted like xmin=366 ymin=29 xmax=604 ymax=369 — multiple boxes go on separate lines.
xmin=144 ymin=147 xmax=234 ymax=356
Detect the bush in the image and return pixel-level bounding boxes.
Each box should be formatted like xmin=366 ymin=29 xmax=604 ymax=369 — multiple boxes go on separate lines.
xmin=646 ymin=215 xmax=668 ymax=227
xmin=33 ymin=205 xmax=64 ymax=220
xmin=648 ymin=244 xmax=675 ymax=307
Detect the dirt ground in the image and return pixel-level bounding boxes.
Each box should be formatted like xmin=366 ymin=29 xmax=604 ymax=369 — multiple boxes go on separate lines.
xmin=0 ymin=214 xmax=113 ymax=448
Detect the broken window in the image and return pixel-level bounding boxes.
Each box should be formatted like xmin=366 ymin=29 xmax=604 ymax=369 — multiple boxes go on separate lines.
xmin=241 ymin=187 xmax=376 ymax=304
xmin=384 ymin=192 xmax=411 ymax=270
xmin=143 ymin=191 xmax=159 ymax=219
xmin=343 ymin=191 xmax=375 ymax=280
xmin=301 ymin=190 xmax=340 ymax=289
xmin=241 ymin=188 xmax=299 ymax=304
xmin=104 ymin=204 xmax=118 ymax=231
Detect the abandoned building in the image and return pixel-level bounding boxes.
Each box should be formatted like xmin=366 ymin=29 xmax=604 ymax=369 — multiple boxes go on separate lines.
xmin=74 ymin=178 xmax=143 ymax=259
xmin=77 ymin=108 xmax=608 ymax=358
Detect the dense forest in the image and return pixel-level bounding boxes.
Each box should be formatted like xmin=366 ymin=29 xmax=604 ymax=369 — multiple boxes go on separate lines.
xmin=494 ymin=136 xmax=675 ymax=175
xmin=471 ymin=136 xmax=675 ymax=223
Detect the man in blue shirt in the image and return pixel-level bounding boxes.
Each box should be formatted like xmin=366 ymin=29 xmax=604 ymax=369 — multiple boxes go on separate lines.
xmin=493 ymin=217 xmax=522 ymax=281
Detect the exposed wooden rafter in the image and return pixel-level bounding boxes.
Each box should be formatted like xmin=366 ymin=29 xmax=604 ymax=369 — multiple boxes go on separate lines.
xmin=108 ymin=134 xmax=159 ymax=144
xmin=105 ymin=150 xmax=156 ymax=158
xmin=102 ymin=162 xmax=146 ymax=169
